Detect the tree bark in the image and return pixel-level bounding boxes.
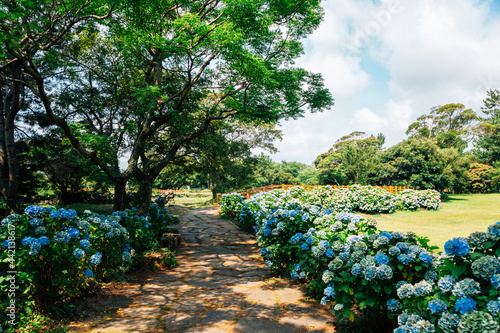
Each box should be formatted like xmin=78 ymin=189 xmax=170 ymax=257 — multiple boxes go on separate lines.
xmin=0 ymin=63 xmax=23 ymax=214
xmin=113 ymin=178 xmax=127 ymax=211
xmin=137 ymin=177 xmax=154 ymax=216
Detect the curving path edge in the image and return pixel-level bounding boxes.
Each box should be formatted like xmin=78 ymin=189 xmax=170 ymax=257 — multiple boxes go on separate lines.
xmin=86 ymin=207 xmax=336 ymax=333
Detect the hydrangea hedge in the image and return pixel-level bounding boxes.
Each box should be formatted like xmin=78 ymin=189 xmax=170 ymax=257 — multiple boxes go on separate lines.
xmin=0 ymin=198 xmax=178 ymax=331
xmin=221 ymin=187 xmax=500 ymax=332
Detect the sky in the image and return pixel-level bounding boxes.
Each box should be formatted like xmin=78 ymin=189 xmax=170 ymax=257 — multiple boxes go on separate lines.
xmin=264 ymin=0 xmax=500 ymax=165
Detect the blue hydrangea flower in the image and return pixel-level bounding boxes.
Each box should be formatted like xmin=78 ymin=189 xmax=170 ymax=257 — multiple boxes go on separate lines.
xmin=438 ymin=275 xmax=457 ymax=292
xmin=414 ymin=280 xmax=433 ymax=297
xmin=437 ymin=312 xmax=459 ymax=332
xmin=54 ymin=231 xmax=70 ymax=243
xmin=73 ymin=248 xmax=85 ymax=259
xmin=302 ymin=213 xmax=310 ymax=222
xmin=487 ymin=222 xmax=500 ymax=240
xmin=379 ymin=231 xmax=392 ymax=240
xmin=122 ymin=252 xmax=132 ymax=262
xmin=376 ymin=265 xmax=393 ymax=280
xmin=68 ymin=227 xmax=80 ymax=239
xmin=24 ymin=205 xmax=45 ymax=216
xmin=444 ymin=238 xmax=470 ymax=257
xmin=419 ymin=252 xmax=433 ymax=264
xmin=89 ymin=252 xmax=102 ymax=266
xmin=397 ymin=253 xmax=413 ymax=265
xmin=22 ymin=237 xmax=36 ymax=246
xmin=319 ymin=240 xmax=329 ymax=248
xmin=2 ymin=240 xmax=13 ymax=248
xmin=454 ymin=297 xmax=477 ymax=314
xmin=452 ymin=278 xmax=480 ymax=297
xmin=487 ymin=300 xmax=500 ymax=314
xmin=325 ymin=248 xmax=335 ymax=258
xmin=84 ymin=269 xmax=93 ymax=277
xmin=29 ymin=242 xmax=41 ymax=256
xmin=301 ymin=243 xmax=309 ymax=251
xmin=49 ymin=210 xmax=60 ymax=218
xmin=29 ymin=218 xmax=44 ymax=228
xmin=351 ymin=263 xmax=362 ymax=275
xmin=290 ymin=271 xmax=299 ymax=279
xmin=374 ymin=253 xmax=389 ymax=265
xmin=334 ymin=303 xmax=344 ymax=311
xmin=491 ymin=274 xmax=500 ymax=289
xmin=323 ymin=285 xmax=335 ymax=298
xmin=261 ymin=248 xmax=267 ymax=255
xmin=471 ymin=255 xmax=500 ymax=280
xmin=428 ymin=299 xmax=447 ymax=314
xmin=389 ymin=246 xmax=401 ymax=257
xmin=306 ymin=236 xmax=315 ymax=245
xmin=338 ymin=252 xmax=350 ymax=262
xmin=264 ymin=228 xmax=271 ymax=236
xmin=80 ymin=239 xmax=91 ymax=249
xmin=38 ymin=236 xmax=50 ymax=246
xmin=396 ymin=242 xmax=409 ymax=253
xmin=387 ymin=299 xmax=399 ymax=311
xmin=265 ymin=260 xmax=272 ymax=267
xmin=364 ymin=266 xmax=377 ymax=281
xmin=397 ymin=283 xmax=415 ymax=299
xmin=294 ymin=264 xmax=301 ymax=272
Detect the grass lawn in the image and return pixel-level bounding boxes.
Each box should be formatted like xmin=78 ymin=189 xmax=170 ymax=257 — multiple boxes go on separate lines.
xmin=374 ymin=193 xmax=500 ymax=250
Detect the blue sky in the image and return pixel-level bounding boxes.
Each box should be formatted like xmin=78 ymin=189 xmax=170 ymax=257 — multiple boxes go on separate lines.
xmin=266 ymin=0 xmax=500 ymax=164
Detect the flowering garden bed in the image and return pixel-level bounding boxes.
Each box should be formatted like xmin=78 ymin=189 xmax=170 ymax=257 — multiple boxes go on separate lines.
xmin=0 ymin=198 xmax=178 ymax=332
xmin=220 ymin=186 xmax=500 ymax=332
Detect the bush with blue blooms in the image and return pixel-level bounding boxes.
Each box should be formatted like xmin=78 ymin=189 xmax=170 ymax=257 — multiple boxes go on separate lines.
xmin=220 ymin=187 xmax=500 ymax=332
xmin=392 ymin=221 xmax=500 ymax=333
xmin=0 ymin=206 xmax=113 ymax=326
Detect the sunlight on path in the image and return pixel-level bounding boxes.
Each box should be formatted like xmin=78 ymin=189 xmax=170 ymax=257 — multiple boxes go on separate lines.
xmin=88 ymin=207 xmax=336 ymax=333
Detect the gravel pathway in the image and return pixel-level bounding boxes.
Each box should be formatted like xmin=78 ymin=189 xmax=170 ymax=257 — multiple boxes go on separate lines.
xmin=88 ymin=207 xmax=336 ymax=332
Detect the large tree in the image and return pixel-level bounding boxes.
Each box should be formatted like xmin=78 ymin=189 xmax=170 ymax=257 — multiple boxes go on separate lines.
xmin=2 ymin=0 xmax=333 ymax=213
xmin=406 ymin=103 xmax=478 ymax=152
xmin=314 ymin=131 xmax=384 ymax=185
xmin=475 ymin=89 xmax=500 ymax=164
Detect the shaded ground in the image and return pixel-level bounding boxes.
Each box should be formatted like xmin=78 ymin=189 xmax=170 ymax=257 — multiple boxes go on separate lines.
xmin=67 ymin=207 xmax=337 ymax=333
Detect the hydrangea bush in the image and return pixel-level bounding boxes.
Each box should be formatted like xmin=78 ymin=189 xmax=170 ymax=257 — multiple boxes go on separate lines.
xmin=392 ymin=223 xmax=500 ymax=333
xmin=0 ymin=199 xmax=179 ymax=331
xmin=219 ymin=186 xmax=500 ymax=331
xmin=0 ymin=206 xmax=110 ymax=322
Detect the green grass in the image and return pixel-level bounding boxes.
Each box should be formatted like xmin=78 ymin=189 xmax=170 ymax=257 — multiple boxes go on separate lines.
xmin=374 ymin=193 xmax=500 ymax=250
xmin=172 ymin=194 xmax=214 ymax=209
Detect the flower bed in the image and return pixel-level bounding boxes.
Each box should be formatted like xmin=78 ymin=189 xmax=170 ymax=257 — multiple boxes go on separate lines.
xmin=220 ymin=186 xmax=500 ymax=332
xmin=0 ymin=198 xmax=178 ymax=331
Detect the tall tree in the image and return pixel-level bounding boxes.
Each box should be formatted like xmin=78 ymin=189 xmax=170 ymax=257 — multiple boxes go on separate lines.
xmin=314 ymin=131 xmax=383 ymax=185
xmin=475 ymin=89 xmax=500 ymax=164
xmin=406 ymin=103 xmax=478 ymax=151
xmin=2 ymin=0 xmax=333 ymax=214
xmin=375 ymin=138 xmax=471 ymax=192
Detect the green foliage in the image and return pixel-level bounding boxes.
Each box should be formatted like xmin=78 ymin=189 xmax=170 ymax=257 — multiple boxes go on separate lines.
xmin=376 ymin=138 xmax=471 ymax=192
xmin=476 ymin=89 xmax=500 ymax=165
xmin=314 ymin=132 xmax=384 ymax=185
xmin=406 ymin=103 xmax=478 ymax=152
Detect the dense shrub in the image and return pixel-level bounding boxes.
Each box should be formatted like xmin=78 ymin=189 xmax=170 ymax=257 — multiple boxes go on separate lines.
xmin=391 ymin=224 xmax=500 ymax=332
xmin=221 ymin=185 xmax=500 ymax=332
xmin=0 ymin=199 xmax=179 ymax=332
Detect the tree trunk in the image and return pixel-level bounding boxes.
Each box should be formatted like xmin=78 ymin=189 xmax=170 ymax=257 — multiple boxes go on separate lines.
xmin=137 ymin=177 xmax=154 ymax=216
xmin=0 ymin=63 xmax=23 ymax=214
xmin=113 ymin=179 xmax=127 ymax=211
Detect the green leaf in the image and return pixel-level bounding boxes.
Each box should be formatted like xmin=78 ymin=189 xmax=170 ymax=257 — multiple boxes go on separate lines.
xmin=483 ymin=241 xmax=496 ymax=249
xmin=469 ymin=252 xmax=484 ymax=260
xmin=451 ymin=265 xmax=466 ymax=278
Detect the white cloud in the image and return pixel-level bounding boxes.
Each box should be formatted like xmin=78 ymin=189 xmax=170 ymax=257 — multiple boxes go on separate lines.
xmin=269 ymin=0 xmax=500 ymax=164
